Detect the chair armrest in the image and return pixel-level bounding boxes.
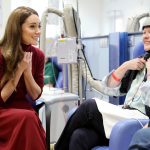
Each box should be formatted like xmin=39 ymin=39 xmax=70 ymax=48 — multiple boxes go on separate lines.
xmin=35 ymin=98 xmax=45 ymax=114
xmin=109 ymin=119 xmax=149 ymax=150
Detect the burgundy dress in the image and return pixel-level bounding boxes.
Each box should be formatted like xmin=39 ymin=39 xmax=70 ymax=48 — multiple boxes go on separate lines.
xmin=0 ymin=44 xmax=47 ymax=150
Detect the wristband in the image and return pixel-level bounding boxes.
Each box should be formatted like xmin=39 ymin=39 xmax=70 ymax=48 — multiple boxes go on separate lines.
xmin=112 ymin=72 xmax=121 ymax=82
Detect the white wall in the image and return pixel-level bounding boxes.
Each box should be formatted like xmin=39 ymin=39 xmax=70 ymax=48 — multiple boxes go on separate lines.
xmin=101 ymin=0 xmax=150 ymax=34
xmin=78 ymin=0 xmax=103 ymax=37
xmin=1 ymin=0 xmax=150 ymax=38
xmin=0 ymin=0 xmax=11 ymax=38
xmin=0 ymin=0 xmax=49 ymax=38
xmin=11 ymin=0 xmax=48 ymax=19
xmin=77 ymin=0 xmax=150 ymax=37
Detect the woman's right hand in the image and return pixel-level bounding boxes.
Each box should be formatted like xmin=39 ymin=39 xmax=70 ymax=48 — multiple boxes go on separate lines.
xmin=109 ymin=57 xmax=146 ymax=86
xmin=123 ymin=58 xmax=146 ymax=71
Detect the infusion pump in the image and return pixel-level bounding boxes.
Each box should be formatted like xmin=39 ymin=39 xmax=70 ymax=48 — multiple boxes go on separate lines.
xmin=45 ymin=37 xmax=78 ymax=64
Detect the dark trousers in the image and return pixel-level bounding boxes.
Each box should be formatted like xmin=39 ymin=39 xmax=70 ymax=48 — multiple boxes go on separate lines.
xmin=128 ymin=128 xmax=150 ymax=150
xmin=55 ymin=99 xmax=109 ymax=150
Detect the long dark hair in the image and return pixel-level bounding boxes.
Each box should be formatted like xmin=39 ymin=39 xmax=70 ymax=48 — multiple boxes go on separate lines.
xmin=0 ymin=6 xmax=38 ymax=86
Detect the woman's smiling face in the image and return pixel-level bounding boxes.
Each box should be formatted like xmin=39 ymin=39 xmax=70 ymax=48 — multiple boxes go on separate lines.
xmin=143 ymin=27 xmax=150 ymax=52
xmin=21 ymin=14 xmax=41 ymax=45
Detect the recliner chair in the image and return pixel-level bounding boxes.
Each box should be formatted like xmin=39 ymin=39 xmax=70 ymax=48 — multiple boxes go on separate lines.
xmin=91 ymin=119 xmax=148 ymax=150
xmin=35 ymin=57 xmax=64 ymax=114
xmin=67 ymin=107 xmax=148 ymax=150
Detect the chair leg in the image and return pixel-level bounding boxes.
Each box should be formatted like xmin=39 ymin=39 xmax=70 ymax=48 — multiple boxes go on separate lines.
xmin=45 ymin=105 xmax=51 ymax=150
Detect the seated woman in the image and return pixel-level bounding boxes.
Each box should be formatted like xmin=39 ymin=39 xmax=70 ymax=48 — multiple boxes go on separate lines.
xmin=51 ymin=17 xmax=150 ymax=150
xmin=0 ymin=6 xmax=46 ymax=150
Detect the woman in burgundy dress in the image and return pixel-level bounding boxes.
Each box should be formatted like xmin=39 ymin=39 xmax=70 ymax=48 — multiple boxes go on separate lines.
xmin=0 ymin=6 xmax=46 ymax=150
